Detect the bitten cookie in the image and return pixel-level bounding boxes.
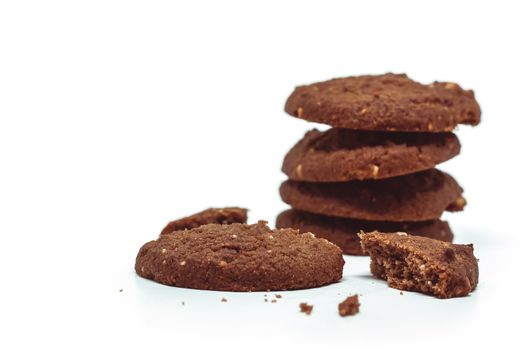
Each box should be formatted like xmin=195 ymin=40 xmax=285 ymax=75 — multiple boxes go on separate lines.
xmin=279 ymin=169 xmax=464 ymax=222
xmin=282 ymin=128 xmax=460 ymax=182
xmin=359 ymin=231 xmax=478 ymax=298
xmin=285 ymin=73 xmax=481 ymax=132
xmin=160 ymin=207 xmax=248 ymax=235
xmin=276 ymin=209 xmax=453 ymax=255
xmin=136 ymin=221 xmax=344 ymax=291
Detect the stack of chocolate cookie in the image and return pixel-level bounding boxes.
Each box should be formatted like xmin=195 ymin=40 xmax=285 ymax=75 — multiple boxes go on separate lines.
xmin=276 ymin=73 xmax=480 ymax=255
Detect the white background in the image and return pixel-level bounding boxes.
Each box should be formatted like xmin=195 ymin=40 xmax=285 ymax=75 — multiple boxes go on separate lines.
xmin=1 ymin=1 xmax=524 ymax=349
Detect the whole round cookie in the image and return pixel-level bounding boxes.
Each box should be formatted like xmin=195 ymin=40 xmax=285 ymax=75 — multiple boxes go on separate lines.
xmin=285 ymin=73 xmax=481 ymax=132
xmin=276 ymin=209 xmax=453 ymax=255
xmin=282 ymin=128 xmax=460 ymax=182
xmin=160 ymin=207 xmax=248 ymax=235
xmin=136 ymin=221 xmax=344 ymax=291
xmin=279 ymin=169 xmax=464 ymax=222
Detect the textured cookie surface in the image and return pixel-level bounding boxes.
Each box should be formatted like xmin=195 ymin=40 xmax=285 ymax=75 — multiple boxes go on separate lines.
xmin=280 ymin=169 xmax=464 ymax=222
xmin=276 ymin=209 xmax=453 ymax=255
xmin=359 ymin=231 xmax=478 ymax=298
xmin=160 ymin=207 xmax=248 ymax=235
xmin=283 ymin=128 xmax=460 ymax=182
xmin=285 ymin=73 xmax=481 ymax=132
xmin=136 ymin=221 xmax=344 ymax=291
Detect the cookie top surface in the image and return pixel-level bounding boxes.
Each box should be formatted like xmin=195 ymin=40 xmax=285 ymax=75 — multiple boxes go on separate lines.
xmin=136 ymin=221 xmax=344 ymax=292
xmin=160 ymin=207 xmax=248 ymax=235
xmin=276 ymin=209 xmax=453 ymax=255
xmin=285 ymin=73 xmax=481 ymax=132
xmin=279 ymin=169 xmax=464 ymax=221
xmin=282 ymin=128 xmax=460 ymax=182
xmin=359 ymin=231 xmax=478 ymax=298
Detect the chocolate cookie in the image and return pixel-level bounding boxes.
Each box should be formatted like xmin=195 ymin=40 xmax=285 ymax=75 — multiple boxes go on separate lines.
xmin=279 ymin=169 xmax=464 ymax=222
xmin=160 ymin=207 xmax=248 ymax=235
xmin=285 ymin=73 xmax=481 ymax=132
xmin=136 ymin=221 xmax=344 ymax=291
xmin=282 ymin=128 xmax=460 ymax=182
xmin=359 ymin=231 xmax=478 ymax=298
xmin=276 ymin=209 xmax=453 ymax=255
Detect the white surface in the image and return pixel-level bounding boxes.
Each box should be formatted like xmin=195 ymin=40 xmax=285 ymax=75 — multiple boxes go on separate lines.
xmin=1 ymin=1 xmax=524 ymax=349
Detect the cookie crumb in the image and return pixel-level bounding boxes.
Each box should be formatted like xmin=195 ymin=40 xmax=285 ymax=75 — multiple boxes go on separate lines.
xmin=400 ymin=291 xmax=404 ymax=295
xmin=264 ymin=298 xmax=268 ymax=303
xmin=119 ymin=289 xmax=123 ymax=292
xmin=299 ymin=303 xmax=313 ymax=315
xmin=221 ymin=298 xmax=227 ymax=302
xmin=271 ymin=299 xmax=277 ymax=303
xmin=275 ymin=294 xmax=282 ymax=299
xmin=181 ymin=301 xmax=185 ymax=306
xmin=338 ymin=295 xmax=360 ymax=317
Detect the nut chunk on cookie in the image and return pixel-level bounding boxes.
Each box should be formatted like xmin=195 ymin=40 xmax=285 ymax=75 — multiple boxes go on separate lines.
xmin=137 ymin=221 xmax=344 ymax=292
xmin=359 ymin=231 xmax=478 ymax=298
xmin=160 ymin=207 xmax=248 ymax=235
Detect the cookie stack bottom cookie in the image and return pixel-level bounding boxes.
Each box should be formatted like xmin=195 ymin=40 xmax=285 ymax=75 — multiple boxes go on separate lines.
xmin=276 ymin=209 xmax=454 ymax=255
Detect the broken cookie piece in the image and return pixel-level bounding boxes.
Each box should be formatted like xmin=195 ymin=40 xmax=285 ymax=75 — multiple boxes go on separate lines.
xmin=160 ymin=207 xmax=248 ymax=235
xmin=359 ymin=231 xmax=478 ymax=298
xmin=338 ymin=295 xmax=360 ymax=316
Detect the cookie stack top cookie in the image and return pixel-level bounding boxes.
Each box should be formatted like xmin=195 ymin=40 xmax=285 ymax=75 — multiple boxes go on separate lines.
xmin=277 ymin=73 xmax=480 ymax=254
xmin=285 ymin=73 xmax=480 ymax=133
